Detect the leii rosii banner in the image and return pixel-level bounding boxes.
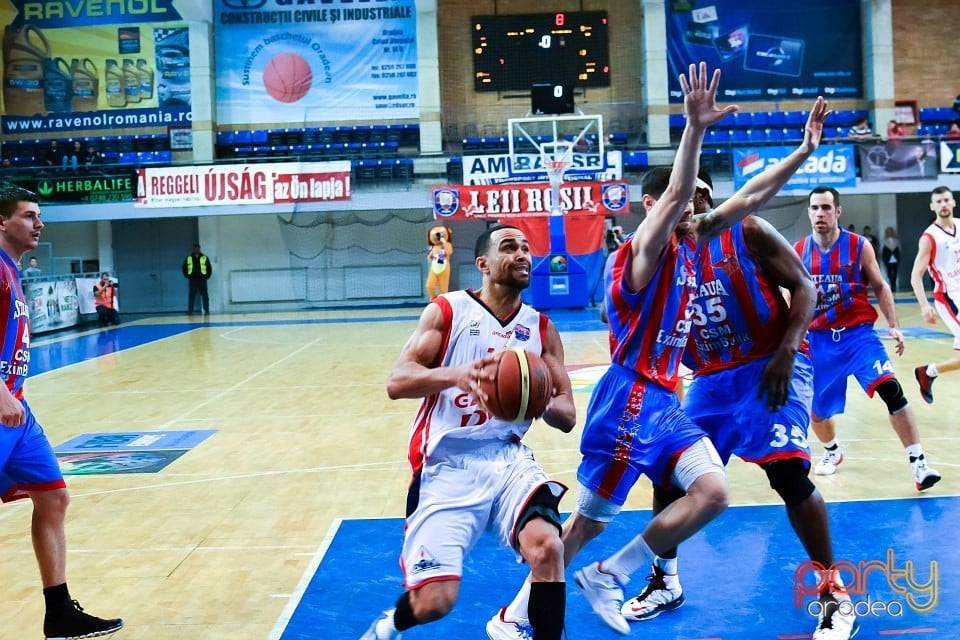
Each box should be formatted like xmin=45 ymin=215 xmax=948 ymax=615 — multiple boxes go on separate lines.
xmin=432 ymin=181 xmax=630 ymax=220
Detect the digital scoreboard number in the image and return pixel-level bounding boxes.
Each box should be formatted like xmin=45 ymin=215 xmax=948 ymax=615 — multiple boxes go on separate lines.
xmin=472 ymin=12 xmax=611 ymax=92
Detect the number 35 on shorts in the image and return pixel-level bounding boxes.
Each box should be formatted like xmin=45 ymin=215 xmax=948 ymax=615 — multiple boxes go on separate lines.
xmin=768 ymin=423 xmax=808 ymax=449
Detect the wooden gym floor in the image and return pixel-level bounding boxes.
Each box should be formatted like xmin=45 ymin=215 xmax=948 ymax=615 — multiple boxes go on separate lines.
xmin=1 ymin=300 xmax=956 ymax=639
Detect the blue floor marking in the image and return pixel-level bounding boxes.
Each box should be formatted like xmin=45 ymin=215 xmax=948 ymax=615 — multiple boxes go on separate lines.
xmin=281 ymin=497 xmax=959 ymax=639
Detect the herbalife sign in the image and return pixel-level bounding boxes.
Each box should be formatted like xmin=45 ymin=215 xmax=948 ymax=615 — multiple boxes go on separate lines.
xmin=20 ymin=172 xmax=136 ymax=204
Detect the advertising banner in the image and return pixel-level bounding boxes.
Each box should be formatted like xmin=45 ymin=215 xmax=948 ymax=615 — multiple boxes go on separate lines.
xmin=666 ymin=0 xmax=862 ymax=102
xmin=431 ymin=182 xmax=630 ymax=220
xmin=858 ymin=142 xmax=938 ymax=181
xmin=732 ymin=145 xmax=856 ymax=190
xmin=1 ymin=0 xmax=192 ymax=135
xmin=12 ymin=171 xmax=135 ymax=203
xmin=939 ymin=141 xmax=960 ymax=173
xmin=462 ymin=152 xmax=622 ymax=186
xmin=215 ymin=0 xmax=418 ymax=125
xmin=24 ymin=278 xmax=79 ymax=332
xmin=135 ymin=161 xmax=352 ymax=207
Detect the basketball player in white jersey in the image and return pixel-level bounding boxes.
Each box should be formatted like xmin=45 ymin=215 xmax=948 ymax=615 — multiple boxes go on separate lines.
xmin=361 ymin=224 xmax=577 ymax=640
xmin=910 ymin=185 xmax=960 ymax=403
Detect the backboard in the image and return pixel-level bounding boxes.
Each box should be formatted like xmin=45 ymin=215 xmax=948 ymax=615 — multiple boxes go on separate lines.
xmin=507 ymin=114 xmax=605 ymax=181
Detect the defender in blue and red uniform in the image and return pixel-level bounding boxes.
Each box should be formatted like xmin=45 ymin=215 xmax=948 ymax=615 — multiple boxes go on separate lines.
xmin=487 ymin=66 xmax=835 ymax=639
xmin=0 ymin=187 xmax=123 ymax=640
xmin=796 ymin=186 xmax=940 ymax=491
xmin=620 ymin=212 xmax=860 ymax=640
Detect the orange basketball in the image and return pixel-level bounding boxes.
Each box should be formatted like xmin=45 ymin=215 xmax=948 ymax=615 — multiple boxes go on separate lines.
xmin=480 ymin=348 xmax=553 ymax=422
xmin=262 ymin=52 xmax=313 ymax=103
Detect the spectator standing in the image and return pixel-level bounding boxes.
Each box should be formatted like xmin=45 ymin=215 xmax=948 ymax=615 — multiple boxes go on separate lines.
xmin=182 ymin=243 xmax=212 ymax=314
xmin=881 ymin=226 xmax=901 ymax=292
xmin=93 ymin=271 xmax=120 ymax=326
xmin=20 ymin=256 xmax=42 ymax=278
xmin=946 ymin=122 xmax=960 ymax=140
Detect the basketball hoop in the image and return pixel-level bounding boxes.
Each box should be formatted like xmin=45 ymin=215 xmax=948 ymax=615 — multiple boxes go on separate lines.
xmin=545 ymin=160 xmax=570 ymax=182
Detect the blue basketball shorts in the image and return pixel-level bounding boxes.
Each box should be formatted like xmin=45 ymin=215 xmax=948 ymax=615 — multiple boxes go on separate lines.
xmin=683 ymin=354 xmax=814 ymax=467
xmin=1 ymin=400 xmax=66 ymax=503
xmin=577 ymin=364 xmax=708 ymax=506
xmin=807 ymin=325 xmax=896 ymax=420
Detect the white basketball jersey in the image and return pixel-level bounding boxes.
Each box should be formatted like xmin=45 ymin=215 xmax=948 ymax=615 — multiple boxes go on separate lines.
xmin=408 ymin=290 xmax=547 ymax=470
xmin=922 ymin=222 xmax=960 ymax=295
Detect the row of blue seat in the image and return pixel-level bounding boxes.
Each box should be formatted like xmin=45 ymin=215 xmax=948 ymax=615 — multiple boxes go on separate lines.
xmin=3 ymin=150 xmax=173 ymax=167
xmin=354 ymin=158 xmax=415 ymax=182
xmin=918 ymin=107 xmax=957 ymax=125
xmin=2 ymin=134 xmax=170 ymax=160
xmin=225 ymin=141 xmax=401 ymax=161
xmin=216 ymin=124 xmax=420 ymax=148
xmin=669 ymin=110 xmax=870 ymax=131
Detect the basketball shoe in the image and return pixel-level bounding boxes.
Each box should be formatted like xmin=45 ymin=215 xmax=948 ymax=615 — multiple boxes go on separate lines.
xmin=485 ymin=607 xmax=533 ymax=640
xmin=43 ymin=599 xmax=123 ymax=640
xmin=912 ymin=456 xmax=941 ymax=491
xmin=814 ymin=446 xmax=844 ymax=476
xmin=812 ymin=594 xmax=860 ymax=640
xmin=573 ymin=561 xmax=630 ymax=634
xmin=620 ymin=565 xmax=685 ymax=621
xmin=360 ymin=609 xmax=401 ymax=640
xmin=914 ymin=366 xmax=935 ymax=404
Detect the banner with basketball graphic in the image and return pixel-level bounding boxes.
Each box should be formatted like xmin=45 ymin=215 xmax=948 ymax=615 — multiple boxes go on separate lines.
xmin=214 ymin=0 xmax=418 ymax=125
xmin=0 ymin=0 xmax=192 ymax=135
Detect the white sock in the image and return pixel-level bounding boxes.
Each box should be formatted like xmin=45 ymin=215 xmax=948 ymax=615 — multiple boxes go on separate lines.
xmin=654 ymin=555 xmax=678 ymax=575
xmin=376 ymin=610 xmax=398 ymax=637
xmin=603 ymin=533 xmax=654 ymax=584
xmin=504 ymin=579 xmax=531 ymax=621
xmin=823 ymin=439 xmax=839 ymax=450
xmin=906 ymin=444 xmax=924 ymax=462
xmin=927 ymin=364 xmax=939 ymax=378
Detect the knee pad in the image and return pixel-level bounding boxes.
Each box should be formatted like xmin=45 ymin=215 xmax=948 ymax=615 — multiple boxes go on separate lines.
xmin=764 ymin=458 xmax=816 ymax=508
xmin=876 ymin=379 xmax=908 ymax=414
xmin=516 ymin=484 xmax=563 ymax=539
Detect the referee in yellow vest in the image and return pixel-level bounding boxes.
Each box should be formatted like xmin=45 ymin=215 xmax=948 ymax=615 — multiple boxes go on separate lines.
xmin=182 ymin=243 xmax=212 ymax=314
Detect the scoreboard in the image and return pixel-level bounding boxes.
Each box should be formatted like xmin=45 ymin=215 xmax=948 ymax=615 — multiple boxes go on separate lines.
xmin=472 ymin=12 xmax=611 ymax=92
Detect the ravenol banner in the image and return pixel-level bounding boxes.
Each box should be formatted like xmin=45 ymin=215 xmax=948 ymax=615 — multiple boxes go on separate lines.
xmin=732 ymin=145 xmax=857 ymax=190
xmin=1 ymin=0 xmax=192 ymax=135
xmin=215 ymin=0 xmax=418 ymax=125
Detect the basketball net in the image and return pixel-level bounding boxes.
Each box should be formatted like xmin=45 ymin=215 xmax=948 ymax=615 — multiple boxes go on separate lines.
xmin=544 ymin=142 xmax=573 ymax=216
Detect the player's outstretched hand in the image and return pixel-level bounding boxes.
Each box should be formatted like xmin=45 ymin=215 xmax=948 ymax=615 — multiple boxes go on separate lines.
xmin=679 ymin=61 xmax=738 ymax=131
xmin=802 ymin=97 xmax=831 ymax=152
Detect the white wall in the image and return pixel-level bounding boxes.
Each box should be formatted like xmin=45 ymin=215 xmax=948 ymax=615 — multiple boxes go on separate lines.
xmin=37 ymin=221 xmax=99 ymax=273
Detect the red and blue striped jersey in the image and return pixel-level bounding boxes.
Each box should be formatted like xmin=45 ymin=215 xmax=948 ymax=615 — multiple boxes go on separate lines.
xmin=604 ymin=235 xmax=697 ymax=392
xmin=0 ymin=249 xmax=30 ymax=399
xmin=795 ymin=230 xmax=878 ymax=330
xmin=685 ymin=223 xmax=792 ymax=375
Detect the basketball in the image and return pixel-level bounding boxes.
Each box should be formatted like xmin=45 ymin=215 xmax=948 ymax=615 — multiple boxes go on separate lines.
xmin=480 ymin=348 xmax=553 ymax=422
xmin=262 ymin=52 xmax=313 ymax=103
